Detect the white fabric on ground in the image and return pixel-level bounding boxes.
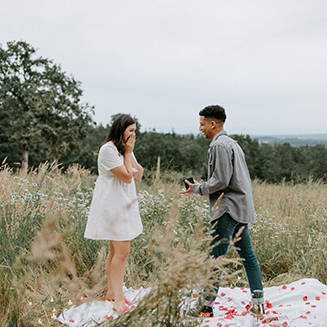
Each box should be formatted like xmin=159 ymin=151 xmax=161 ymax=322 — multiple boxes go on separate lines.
xmin=57 ymin=278 xmax=327 ymax=327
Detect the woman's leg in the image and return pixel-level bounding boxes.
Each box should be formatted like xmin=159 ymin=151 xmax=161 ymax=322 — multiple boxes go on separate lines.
xmin=110 ymin=240 xmax=130 ymax=309
xmin=105 ymin=241 xmax=115 ymax=300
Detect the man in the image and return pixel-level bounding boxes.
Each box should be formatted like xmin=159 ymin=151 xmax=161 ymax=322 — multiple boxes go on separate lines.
xmin=182 ymin=105 xmax=265 ymax=317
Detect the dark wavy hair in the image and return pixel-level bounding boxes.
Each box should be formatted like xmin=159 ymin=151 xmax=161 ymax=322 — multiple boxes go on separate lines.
xmin=106 ymin=114 xmax=136 ymax=155
xmin=199 ymin=105 xmax=226 ymax=122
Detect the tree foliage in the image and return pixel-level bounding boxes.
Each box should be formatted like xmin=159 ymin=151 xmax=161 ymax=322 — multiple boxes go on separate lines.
xmin=0 ymin=41 xmax=94 ymax=169
xmin=0 ymin=42 xmax=326 ymax=182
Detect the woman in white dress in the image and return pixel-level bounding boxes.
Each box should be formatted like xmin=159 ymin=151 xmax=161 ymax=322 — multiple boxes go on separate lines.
xmin=84 ymin=114 xmax=143 ymax=314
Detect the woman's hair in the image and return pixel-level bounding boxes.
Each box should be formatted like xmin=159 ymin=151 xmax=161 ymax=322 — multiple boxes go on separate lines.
xmin=106 ymin=114 xmax=136 ymax=155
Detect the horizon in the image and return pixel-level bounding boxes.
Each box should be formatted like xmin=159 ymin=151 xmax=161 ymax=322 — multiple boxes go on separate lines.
xmin=2 ymin=1 xmax=327 ymax=136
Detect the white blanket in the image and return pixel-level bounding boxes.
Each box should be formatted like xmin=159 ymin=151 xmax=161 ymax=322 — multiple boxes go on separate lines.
xmin=57 ymin=278 xmax=327 ymax=327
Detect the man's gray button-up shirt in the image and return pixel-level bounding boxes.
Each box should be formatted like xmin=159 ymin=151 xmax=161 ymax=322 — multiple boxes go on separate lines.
xmin=192 ymin=130 xmax=256 ymax=224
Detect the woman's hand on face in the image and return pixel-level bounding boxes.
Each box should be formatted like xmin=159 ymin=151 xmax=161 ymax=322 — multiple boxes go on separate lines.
xmin=125 ymin=135 xmax=136 ymax=153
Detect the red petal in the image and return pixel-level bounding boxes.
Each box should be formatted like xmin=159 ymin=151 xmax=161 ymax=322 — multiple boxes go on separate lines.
xmin=220 ymin=292 xmax=226 ymax=297
xmin=104 ymin=315 xmax=113 ymax=320
xmin=315 ymin=296 xmax=321 ymax=301
xmin=282 ymin=285 xmax=287 ymax=289
xmin=301 ymin=282 xmax=306 ymax=285
xmin=303 ymin=296 xmax=308 ymax=301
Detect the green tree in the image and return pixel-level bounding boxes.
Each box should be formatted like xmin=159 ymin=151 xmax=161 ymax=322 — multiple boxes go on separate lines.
xmin=0 ymin=41 xmax=94 ymax=169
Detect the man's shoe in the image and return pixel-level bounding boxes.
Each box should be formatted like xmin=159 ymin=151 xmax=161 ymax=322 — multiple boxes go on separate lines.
xmin=199 ymin=305 xmax=214 ymax=318
xmin=250 ymin=303 xmax=265 ymax=317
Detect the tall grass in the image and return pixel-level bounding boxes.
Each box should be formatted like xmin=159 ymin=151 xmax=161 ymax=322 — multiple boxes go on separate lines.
xmin=0 ymin=165 xmax=326 ymax=326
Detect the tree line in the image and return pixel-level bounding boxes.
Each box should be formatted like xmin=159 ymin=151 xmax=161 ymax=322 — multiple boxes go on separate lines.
xmin=1 ymin=41 xmax=326 ymax=183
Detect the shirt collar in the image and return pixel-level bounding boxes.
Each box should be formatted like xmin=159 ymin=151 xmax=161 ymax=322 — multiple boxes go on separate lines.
xmin=209 ymin=130 xmax=227 ymax=147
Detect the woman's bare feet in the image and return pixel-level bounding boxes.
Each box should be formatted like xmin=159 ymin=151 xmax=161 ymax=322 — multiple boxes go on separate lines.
xmin=113 ymin=301 xmax=130 ymax=314
xmin=105 ymin=291 xmax=115 ymax=302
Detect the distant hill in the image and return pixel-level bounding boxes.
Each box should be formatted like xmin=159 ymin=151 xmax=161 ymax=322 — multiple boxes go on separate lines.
xmin=252 ymin=134 xmax=327 ymax=147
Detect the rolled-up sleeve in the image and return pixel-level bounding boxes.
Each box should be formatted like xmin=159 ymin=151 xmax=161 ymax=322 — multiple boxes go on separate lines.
xmin=193 ymin=144 xmax=233 ymax=195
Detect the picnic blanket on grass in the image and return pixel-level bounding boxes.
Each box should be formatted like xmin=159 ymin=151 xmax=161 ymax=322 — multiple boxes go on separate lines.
xmin=57 ymin=278 xmax=327 ymax=327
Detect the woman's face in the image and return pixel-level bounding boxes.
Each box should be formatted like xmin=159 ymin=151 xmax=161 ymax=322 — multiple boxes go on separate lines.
xmin=123 ymin=123 xmax=137 ymax=142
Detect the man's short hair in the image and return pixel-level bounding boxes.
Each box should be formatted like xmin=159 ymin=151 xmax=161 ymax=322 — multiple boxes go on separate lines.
xmin=199 ymin=105 xmax=226 ymax=122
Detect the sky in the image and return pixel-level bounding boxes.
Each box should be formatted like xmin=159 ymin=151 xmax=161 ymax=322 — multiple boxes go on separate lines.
xmin=1 ymin=0 xmax=327 ymax=135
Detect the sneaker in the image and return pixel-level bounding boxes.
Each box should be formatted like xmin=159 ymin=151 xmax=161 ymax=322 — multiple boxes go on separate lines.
xmin=199 ymin=305 xmax=214 ymax=318
xmin=250 ymin=303 xmax=265 ymax=317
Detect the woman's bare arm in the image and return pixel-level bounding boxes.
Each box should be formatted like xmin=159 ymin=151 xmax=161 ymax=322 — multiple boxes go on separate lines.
xmin=110 ymin=136 xmax=135 ymax=183
xmin=131 ymin=156 xmax=144 ymax=181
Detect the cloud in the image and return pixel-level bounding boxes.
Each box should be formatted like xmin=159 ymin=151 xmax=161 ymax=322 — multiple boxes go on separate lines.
xmin=1 ymin=0 xmax=327 ymax=134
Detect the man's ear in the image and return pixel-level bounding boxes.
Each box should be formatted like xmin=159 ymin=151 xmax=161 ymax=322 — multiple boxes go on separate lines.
xmin=211 ymin=120 xmax=217 ymax=129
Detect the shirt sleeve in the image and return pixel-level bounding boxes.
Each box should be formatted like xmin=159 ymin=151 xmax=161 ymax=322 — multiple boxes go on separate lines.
xmin=192 ymin=144 xmax=233 ymax=195
xmin=99 ymin=144 xmax=123 ymax=171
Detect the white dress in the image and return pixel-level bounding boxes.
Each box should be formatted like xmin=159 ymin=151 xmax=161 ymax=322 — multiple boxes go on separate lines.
xmin=84 ymin=141 xmax=143 ymax=241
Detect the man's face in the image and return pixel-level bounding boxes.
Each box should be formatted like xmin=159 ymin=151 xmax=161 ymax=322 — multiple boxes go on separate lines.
xmin=199 ymin=116 xmax=214 ymax=139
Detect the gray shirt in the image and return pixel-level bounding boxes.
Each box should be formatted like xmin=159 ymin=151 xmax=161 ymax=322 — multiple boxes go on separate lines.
xmin=192 ymin=130 xmax=256 ymax=224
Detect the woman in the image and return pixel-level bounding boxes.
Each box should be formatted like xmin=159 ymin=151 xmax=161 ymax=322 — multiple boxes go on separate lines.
xmin=84 ymin=114 xmax=144 ymax=314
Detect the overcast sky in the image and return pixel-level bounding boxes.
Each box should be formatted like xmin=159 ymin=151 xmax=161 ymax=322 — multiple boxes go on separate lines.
xmin=1 ymin=0 xmax=327 ymax=135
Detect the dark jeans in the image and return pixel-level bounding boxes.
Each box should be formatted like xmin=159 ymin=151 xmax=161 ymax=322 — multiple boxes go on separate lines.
xmin=206 ymin=213 xmax=263 ymax=304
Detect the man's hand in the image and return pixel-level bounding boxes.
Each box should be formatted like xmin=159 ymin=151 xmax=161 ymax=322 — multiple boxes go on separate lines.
xmin=180 ymin=179 xmax=198 ymax=194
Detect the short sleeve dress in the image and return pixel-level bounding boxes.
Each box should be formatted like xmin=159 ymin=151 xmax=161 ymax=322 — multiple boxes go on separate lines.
xmin=84 ymin=141 xmax=143 ymax=241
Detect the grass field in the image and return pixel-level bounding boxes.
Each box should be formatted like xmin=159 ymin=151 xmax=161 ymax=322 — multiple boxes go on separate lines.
xmin=0 ymin=165 xmax=326 ymax=326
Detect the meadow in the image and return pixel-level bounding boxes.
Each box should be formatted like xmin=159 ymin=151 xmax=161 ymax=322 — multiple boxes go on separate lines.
xmin=0 ymin=165 xmax=326 ymax=327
